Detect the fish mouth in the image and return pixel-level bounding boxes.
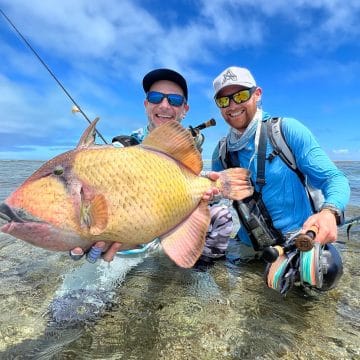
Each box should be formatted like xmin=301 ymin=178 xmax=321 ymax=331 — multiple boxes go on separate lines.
xmin=0 ymin=202 xmax=25 ymax=223
xmin=0 ymin=202 xmax=41 ymax=224
xmin=0 ymin=202 xmax=46 ymax=235
xmin=0 ymin=202 xmax=85 ymax=251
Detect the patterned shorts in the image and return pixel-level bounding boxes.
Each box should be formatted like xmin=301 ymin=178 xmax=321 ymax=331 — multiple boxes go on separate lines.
xmin=202 ymin=204 xmax=233 ymax=259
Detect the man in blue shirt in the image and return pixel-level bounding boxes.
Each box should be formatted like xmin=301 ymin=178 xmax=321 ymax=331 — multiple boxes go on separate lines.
xmin=211 ymin=66 xmax=350 ymax=293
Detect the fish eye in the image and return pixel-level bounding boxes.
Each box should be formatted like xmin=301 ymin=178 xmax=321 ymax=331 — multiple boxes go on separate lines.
xmin=53 ymin=166 xmax=64 ymax=176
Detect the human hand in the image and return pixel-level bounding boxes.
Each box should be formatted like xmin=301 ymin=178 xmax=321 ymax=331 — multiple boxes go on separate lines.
xmin=301 ymin=209 xmax=338 ymax=245
xmin=202 ymin=171 xmax=221 ymax=201
xmin=69 ymin=241 xmax=123 ymax=263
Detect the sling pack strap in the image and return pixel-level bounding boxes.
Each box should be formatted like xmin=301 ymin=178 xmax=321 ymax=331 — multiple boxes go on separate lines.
xmin=266 ymin=117 xmax=323 ymax=212
xmin=255 ymin=120 xmax=268 ymax=191
xmin=267 ymin=117 xmax=305 ymax=184
xmin=218 ymin=121 xmax=284 ymax=248
xmin=218 ymin=136 xmax=230 ymax=169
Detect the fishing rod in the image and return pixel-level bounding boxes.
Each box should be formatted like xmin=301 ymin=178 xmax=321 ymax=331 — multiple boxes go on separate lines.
xmin=188 ymin=118 xmax=216 ymax=137
xmin=112 ymin=118 xmax=217 ymax=148
xmin=0 ymin=8 xmax=108 ymax=144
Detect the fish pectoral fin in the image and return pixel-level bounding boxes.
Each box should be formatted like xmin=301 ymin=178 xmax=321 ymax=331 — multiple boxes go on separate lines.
xmin=81 ymin=194 xmax=108 ymax=235
xmin=142 ymin=121 xmax=202 ymax=175
xmin=161 ymin=200 xmax=210 ymax=268
xmin=217 ymin=168 xmax=254 ymax=200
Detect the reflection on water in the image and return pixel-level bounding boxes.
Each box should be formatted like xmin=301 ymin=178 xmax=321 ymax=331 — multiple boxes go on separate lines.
xmin=0 ymin=161 xmax=359 ymax=359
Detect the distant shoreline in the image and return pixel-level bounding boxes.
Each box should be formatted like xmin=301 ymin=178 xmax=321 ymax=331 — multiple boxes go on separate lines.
xmin=1 ymin=159 xmax=360 ymax=163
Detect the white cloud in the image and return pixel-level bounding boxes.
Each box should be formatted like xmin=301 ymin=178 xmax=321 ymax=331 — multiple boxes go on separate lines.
xmin=0 ymin=73 xmax=71 ymax=132
xmin=1 ymin=0 xmax=360 ymax=160
xmin=200 ymin=0 xmax=360 ymax=53
xmin=2 ymin=0 xmax=359 ymax=83
xmin=333 ymin=149 xmax=349 ymax=154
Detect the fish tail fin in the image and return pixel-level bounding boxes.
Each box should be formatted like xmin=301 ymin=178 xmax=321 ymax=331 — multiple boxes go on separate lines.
xmin=216 ymin=168 xmax=253 ymax=200
xmin=161 ymin=200 xmax=210 ymax=268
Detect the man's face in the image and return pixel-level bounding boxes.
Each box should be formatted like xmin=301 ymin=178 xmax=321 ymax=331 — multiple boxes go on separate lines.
xmin=216 ymin=85 xmax=262 ymax=132
xmin=144 ymin=80 xmax=189 ymax=130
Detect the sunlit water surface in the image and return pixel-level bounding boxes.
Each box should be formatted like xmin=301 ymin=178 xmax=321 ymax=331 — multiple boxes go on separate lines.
xmin=0 ymin=160 xmax=359 ymax=359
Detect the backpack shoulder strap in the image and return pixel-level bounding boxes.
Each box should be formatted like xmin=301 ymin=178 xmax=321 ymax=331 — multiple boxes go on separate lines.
xmin=256 ymin=120 xmax=268 ymax=190
xmin=267 ymin=117 xmax=296 ymax=170
xmin=218 ymin=136 xmax=239 ymax=168
xmin=218 ymin=136 xmax=228 ymax=168
xmin=267 ymin=117 xmax=325 ymax=212
xmin=267 ymin=117 xmax=305 ymax=183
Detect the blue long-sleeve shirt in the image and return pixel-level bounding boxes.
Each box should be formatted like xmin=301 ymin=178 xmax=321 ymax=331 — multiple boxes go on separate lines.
xmin=212 ymin=113 xmax=350 ymax=246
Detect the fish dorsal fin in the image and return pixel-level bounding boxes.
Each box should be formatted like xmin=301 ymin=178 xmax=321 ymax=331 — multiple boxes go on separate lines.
xmin=160 ymin=200 xmax=210 ymax=268
xmin=142 ymin=121 xmax=203 ymax=175
xmin=81 ymin=194 xmax=108 ymax=235
xmin=77 ymin=117 xmax=100 ymax=148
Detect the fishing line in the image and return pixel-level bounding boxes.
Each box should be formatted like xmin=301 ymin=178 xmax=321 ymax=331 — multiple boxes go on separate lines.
xmin=0 ymin=8 xmax=108 ymax=144
xmin=343 ymin=215 xmax=360 ymax=241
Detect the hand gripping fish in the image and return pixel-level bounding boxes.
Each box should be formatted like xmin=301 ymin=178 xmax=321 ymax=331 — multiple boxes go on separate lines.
xmin=0 ymin=119 xmax=253 ymax=268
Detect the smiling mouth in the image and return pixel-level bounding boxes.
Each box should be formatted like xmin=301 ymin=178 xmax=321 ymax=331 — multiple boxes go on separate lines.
xmin=156 ymin=114 xmax=173 ymax=119
xmin=228 ymin=109 xmax=245 ymax=118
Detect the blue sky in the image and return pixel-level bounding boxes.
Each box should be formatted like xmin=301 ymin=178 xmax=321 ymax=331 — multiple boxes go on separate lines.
xmin=0 ymin=0 xmax=359 ymax=161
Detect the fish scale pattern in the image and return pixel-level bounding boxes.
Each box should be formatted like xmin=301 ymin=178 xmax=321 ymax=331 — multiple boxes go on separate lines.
xmin=74 ymin=145 xmax=211 ymax=246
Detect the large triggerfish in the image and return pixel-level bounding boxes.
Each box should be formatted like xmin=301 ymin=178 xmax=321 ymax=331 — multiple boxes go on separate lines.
xmin=0 ymin=120 xmax=252 ymax=268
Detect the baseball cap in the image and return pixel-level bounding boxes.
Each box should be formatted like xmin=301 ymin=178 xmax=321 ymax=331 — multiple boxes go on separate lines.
xmin=213 ymin=66 xmax=256 ymax=97
xmin=142 ymin=68 xmax=188 ymax=100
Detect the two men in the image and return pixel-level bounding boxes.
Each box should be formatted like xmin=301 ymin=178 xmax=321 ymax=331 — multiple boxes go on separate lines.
xmin=73 ymin=65 xmax=350 ymax=294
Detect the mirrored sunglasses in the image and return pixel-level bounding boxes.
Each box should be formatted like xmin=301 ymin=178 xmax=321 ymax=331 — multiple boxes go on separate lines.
xmin=215 ymin=87 xmax=256 ymax=108
xmin=146 ymin=91 xmax=185 ymax=107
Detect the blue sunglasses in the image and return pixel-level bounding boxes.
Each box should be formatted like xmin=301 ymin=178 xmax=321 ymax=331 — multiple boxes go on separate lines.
xmin=146 ymin=91 xmax=186 ymax=107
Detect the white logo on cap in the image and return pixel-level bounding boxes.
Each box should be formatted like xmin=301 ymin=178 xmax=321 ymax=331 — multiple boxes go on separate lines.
xmin=222 ymin=70 xmax=237 ymax=84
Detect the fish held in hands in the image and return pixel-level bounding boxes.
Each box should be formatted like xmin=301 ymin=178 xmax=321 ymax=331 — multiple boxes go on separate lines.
xmin=0 ymin=120 xmax=252 ymax=268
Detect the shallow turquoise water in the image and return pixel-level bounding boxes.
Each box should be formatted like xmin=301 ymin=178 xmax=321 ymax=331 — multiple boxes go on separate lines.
xmin=0 ymin=160 xmax=359 ymax=359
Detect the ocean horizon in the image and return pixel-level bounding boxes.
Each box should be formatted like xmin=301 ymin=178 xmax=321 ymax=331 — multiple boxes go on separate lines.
xmin=1 ymin=159 xmax=359 ymax=208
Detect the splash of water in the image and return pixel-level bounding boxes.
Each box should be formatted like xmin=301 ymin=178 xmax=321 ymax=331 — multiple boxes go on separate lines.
xmin=49 ymin=242 xmax=161 ymax=323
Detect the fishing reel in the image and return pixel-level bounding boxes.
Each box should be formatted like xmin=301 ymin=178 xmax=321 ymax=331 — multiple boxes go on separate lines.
xmin=262 ymin=226 xmax=318 ymax=263
xmin=188 ymin=118 xmax=216 ymax=137
xmin=264 ymin=227 xmax=343 ymax=294
xmin=112 ymin=135 xmax=140 ymax=147
xmin=188 ymin=118 xmax=216 ymax=151
xmin=299 ymin=242 xmax=343 ymax=291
